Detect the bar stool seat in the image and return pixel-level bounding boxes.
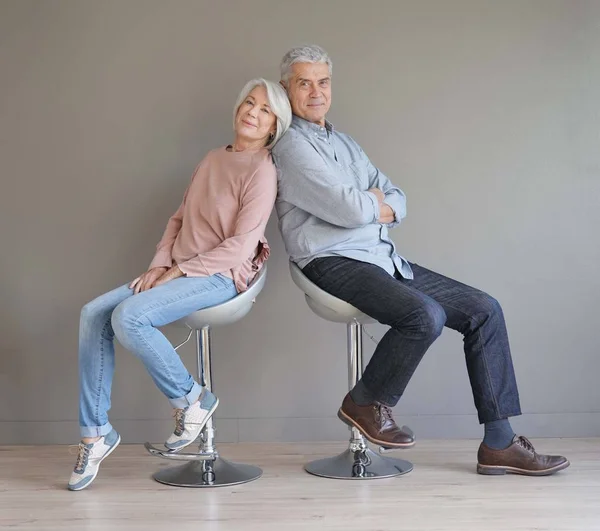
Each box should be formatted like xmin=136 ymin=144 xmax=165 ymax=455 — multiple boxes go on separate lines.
xmin=144 ymin=265 xmax=267 ymax=487
xmin=289 ymin=261 xmax=413 ymax=480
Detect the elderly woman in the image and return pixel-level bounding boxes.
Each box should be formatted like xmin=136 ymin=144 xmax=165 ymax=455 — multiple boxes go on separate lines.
xmin=69 ymin=79 xmax=291 ymax=491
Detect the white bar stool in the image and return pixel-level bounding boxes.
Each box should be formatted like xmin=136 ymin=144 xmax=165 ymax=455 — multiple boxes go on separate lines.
xmin=289 ymin=262 xmax=413 ymax=479
xmin=144 ymin=266 xmax=267 ymax=487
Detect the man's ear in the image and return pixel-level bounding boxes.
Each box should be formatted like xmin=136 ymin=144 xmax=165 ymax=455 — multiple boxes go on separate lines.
xmin=279 ymin=80 xmax=286 ymax=90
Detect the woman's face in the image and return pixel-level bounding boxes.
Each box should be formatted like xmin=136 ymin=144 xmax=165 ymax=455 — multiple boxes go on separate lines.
xmin=234 ymin=85 xmax=277 ymax=146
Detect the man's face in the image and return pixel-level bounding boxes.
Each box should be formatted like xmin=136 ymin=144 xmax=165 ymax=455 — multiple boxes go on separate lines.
xmin=284 ymin=62 xmax=331 ymax=126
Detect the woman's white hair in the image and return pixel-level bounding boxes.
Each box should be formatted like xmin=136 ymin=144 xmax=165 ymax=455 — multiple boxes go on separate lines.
xmin=280 ymin=44 xmax=333 ymax=84
xmin=233 ymin=78 xmax=292 ymax=149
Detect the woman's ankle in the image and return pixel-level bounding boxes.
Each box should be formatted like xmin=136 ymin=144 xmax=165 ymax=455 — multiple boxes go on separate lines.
xmin=82 ymin=436 xmax=101 ymax=444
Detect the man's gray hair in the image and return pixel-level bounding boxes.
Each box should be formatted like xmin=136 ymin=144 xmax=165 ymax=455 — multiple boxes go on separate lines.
xmin=280 ymin=45 xmax=332 ymax=84
xmin=233 ymin=78 xmax=292 ymax=149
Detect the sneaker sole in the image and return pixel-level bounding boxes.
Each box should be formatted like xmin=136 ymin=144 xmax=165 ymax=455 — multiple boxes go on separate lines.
xmin=477 ymin=459 xmax=570 ymax=476
xmin=337 ymin=408 xmax=415 ymax=449
xmin=165 ymin=397 xmax=220 ymax=452
xmin=68 ymin=433 xmax=122 ymax=491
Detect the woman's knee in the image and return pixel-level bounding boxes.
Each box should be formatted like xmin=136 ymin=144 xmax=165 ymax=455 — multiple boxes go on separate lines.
xmin=80 ymin=286 xmax=130 ymax=330
xmin=110 ymin=300 xmax=143 ymax=346
xmin=80 ymin=301 xmax=98 ymax=326
xmin=80 ymin=296 xmax=113 ymax=329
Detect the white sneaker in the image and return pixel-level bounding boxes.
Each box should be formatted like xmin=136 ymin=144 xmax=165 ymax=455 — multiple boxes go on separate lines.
xmin=68 ymin=429 xmax=121 ymax=491
xmin=165 ymin=389 xmax=219 ymax=451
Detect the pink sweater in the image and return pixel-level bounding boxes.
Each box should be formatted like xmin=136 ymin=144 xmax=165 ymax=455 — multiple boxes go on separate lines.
xmin=149 ymin=146 xmax=277 ymax=293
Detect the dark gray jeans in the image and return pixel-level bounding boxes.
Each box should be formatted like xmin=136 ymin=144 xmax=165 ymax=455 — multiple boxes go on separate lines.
xmin=302 ymin=257 xmax=522 ymax=424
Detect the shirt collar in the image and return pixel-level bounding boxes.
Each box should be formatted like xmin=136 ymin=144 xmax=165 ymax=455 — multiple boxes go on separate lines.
xmin=291 ymin=115 xmax=335 ymax=136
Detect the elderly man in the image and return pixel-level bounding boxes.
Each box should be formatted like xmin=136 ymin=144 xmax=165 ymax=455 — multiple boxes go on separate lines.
xmin=272 ymin=44 xmax=569 ymax=476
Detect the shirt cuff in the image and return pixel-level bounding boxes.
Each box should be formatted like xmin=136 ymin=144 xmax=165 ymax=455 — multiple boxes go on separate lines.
xmin=366 ymin=191 xmax=381 ymax=223
xmin=148 ymin=250 xmax=173 ymax=270
xmin=383 ymin=195 xmax=403 ymax=227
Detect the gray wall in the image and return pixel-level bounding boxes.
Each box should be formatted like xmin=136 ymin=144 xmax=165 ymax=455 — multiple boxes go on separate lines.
xmin=1 ymin=0 xmax=598 ymax=444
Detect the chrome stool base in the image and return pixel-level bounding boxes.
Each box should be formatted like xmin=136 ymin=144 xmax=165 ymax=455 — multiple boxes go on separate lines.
xmin=152 ymin=456 xmax=262 ymax=488
xmin=305 ymin=447 xmax=413 ymax=479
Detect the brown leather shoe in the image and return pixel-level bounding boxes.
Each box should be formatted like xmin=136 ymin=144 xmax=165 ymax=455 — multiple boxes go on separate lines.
xmin=477 ymin=435 xmax=570 ymax=476
xmin=337 ymin=393 xmax=415 ymax=449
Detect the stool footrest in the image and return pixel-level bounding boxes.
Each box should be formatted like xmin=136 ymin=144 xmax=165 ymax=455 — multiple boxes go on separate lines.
xmin=144 ymin=441 xmax=218 ymax=461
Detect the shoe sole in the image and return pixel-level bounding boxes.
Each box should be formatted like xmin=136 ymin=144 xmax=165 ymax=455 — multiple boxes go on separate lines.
xmin=68 ymin=434 xmax=122 ymax=491
xmin=165 ymin=398 xmax=220 ymax=452
xmin=477 ymin=459 xmax=570 ymax=476
xmin=337 ymin=408 xmax=415 ymax=449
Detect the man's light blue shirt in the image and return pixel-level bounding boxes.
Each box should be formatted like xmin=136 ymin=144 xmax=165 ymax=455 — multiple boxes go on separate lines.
xmin=272 ymin=115 xmax=413 ymax=279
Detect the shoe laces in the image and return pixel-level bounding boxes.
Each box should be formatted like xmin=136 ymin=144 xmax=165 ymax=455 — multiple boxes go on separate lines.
xmin=173 ymin=408 xmax=185 ymax=436
xmin=380 ymin=405 xmax=394 ymax=423
xmin=374 ymin=404 xmax=394 ymax=425
xmin=73 ymin=443 xmax=91 ymax=472
xmin=516 ymin=435 xmax=535 ymax=454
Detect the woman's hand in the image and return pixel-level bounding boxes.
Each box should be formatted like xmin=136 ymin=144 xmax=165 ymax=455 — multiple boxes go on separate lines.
xmin=129 ymin=267 xmax=168 ymax=294
xmin=153 ymin=265 xmax=185 ymax=288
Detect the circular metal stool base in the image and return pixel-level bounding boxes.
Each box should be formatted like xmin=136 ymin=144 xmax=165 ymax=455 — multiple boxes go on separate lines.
xmin=305 ymin=448 xmax=413 ymax=479
xmin=152 ymin=457 xmax=262 ymax=487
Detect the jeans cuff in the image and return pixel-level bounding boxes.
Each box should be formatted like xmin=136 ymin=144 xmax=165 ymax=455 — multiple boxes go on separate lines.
xmin=80 ymin=421 xmax=113 ymax=438
xmin=169 ymin=381 xmax=202 ymax=409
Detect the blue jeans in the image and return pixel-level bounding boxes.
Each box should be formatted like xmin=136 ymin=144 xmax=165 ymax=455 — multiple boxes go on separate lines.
xmin=302 ymin=257 xmax=522 ymax=424
xmin=78 ymin=274 xmax=237 ymax=438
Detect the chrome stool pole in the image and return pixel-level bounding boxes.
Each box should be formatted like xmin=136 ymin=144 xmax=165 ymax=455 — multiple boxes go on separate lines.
xmin=304 ymin=321 xmax=413 ymax=479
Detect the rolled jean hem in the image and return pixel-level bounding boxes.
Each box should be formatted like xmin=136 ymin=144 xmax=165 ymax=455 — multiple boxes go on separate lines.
xmin=80 ymin=421 xmax=113 ymax=438
xmin=168 ymin=381 xmax=202 ymax=409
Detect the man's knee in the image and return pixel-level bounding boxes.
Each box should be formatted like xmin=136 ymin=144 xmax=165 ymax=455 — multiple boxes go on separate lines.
xmin=471 ymin=293 xmax=504 ymax=326
xmin=422 ymin=302 xmax=447 ymax=339
xmin=391 ymin=300 xmax=446 ymax=340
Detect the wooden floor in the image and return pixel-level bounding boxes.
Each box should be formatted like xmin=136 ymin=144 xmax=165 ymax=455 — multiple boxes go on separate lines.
xmin=0 ymin=438 xmax=598 ymax=530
